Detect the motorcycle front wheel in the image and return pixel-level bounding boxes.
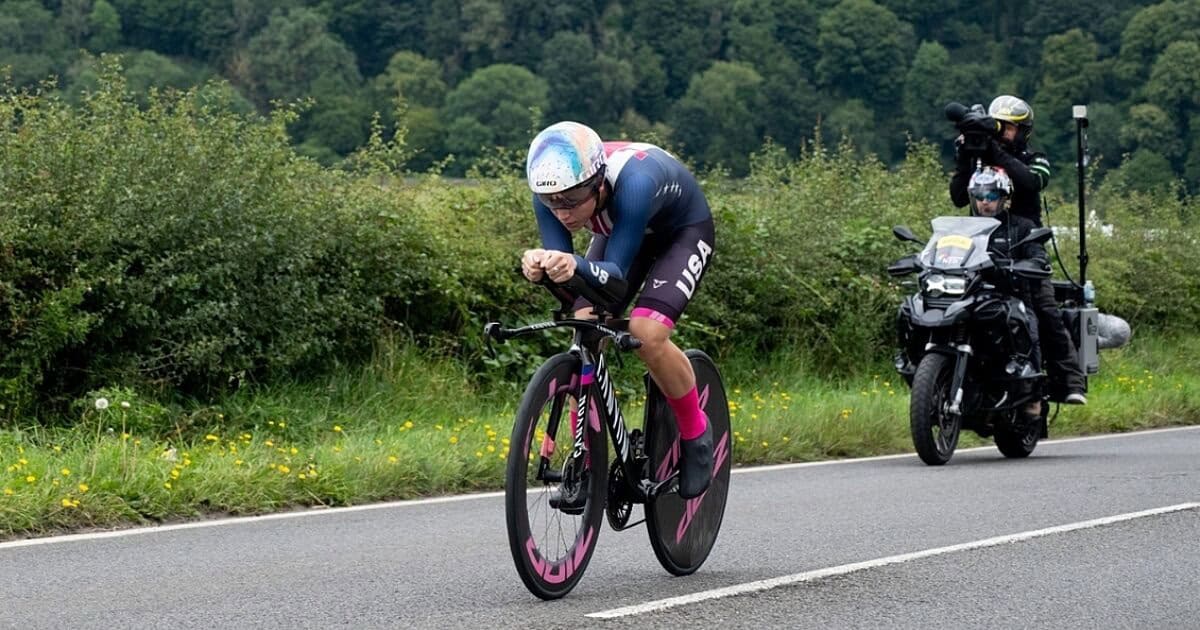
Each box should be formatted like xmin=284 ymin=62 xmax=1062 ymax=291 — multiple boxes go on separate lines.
xmin=910 ymin=353 xmax=960 ymax=465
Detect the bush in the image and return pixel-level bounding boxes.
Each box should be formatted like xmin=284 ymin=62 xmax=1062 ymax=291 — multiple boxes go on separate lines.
xmin=0 ymin=60 xmax=446 ymax=419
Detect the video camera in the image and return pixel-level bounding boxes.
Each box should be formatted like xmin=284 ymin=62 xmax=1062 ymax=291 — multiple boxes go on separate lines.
xmin=945 ymin=102 xmax=1002 ymax=159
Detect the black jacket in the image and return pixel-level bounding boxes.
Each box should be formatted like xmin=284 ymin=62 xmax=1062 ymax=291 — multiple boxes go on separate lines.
xmin=986 ymin=210 xmax=1049 ymax=301
xmin=951 ymin=140 xmax=1051 ymax=226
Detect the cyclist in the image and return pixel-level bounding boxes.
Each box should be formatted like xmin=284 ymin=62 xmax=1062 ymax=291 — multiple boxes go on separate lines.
xmin=968 ymin=167 xmax=1047 ymax=418
xmin=521 ymin=121 xmax=715 ymax=499
xmin=950 ymin=95 xmax=1087 ymax=405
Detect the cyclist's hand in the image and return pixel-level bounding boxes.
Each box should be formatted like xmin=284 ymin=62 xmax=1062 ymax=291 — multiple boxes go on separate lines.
xmin=541 ymin=251 xmax=576 ymax=284
xmin=521 ymin=249 xmax=547 ymax=282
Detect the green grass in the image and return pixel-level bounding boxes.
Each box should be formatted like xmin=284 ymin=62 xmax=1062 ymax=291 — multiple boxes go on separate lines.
xmin=2 ymin=334 xmax=1198 ymax=539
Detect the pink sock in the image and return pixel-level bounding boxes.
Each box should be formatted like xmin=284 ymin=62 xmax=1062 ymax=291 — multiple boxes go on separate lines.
xmin=667 ymin=387 xmax=708 ymax=440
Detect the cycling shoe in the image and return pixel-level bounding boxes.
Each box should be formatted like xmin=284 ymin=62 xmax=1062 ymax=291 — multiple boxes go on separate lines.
xmin=678 ymin=422 xmax=713 ymax=499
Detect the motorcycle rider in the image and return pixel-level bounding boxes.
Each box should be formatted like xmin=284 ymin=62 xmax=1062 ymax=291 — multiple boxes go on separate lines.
xmin=950 ymin=96 xmax=1087 ymax=405
xmin=967 ymin=167 xmax=1047 ymax=417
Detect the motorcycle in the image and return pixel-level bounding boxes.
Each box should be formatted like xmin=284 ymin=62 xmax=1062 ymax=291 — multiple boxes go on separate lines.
xmin=889 ymin=216 xmax=1061 ymax=464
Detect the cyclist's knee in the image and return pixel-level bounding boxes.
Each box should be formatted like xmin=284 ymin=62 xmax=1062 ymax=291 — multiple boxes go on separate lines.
xmin=630 ymin=316 xmax=672 ymax=357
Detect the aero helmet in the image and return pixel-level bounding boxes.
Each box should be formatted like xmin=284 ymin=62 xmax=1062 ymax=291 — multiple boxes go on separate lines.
xmin=526 ymin=121 xmax=606 ymax=196
xmin=988 ymin=95 xmax=1035 ymax=145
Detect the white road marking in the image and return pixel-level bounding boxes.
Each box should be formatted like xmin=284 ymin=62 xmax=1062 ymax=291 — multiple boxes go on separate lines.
xmin=587 ymin=502 xmax=1200 ymax=619
xmin=0 ymin=491 xmax=503 ymax=550
xmin=2 ymin=425 xmax=1196 ymax=550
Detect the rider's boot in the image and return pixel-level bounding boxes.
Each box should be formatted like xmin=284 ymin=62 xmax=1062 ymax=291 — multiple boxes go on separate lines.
xmin=678 ymin=419 xmax=713 ymax=499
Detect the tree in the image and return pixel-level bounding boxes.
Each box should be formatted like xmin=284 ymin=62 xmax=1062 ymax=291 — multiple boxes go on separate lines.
xmin=441 ymin=63 xmax=548 ymax=169
xmin=106 ymin=0 xmax=205 ymax=56
xmin=1036 ymin=29 xmax=1103 ymax=162
xmin=87 ymin=0 xmax=122 ymax=52
xmin=625 ymin=43 xmax=670 ymax=121
xmin=375 ymin=50 xmax=447 ymax=109
xmin=317 ymin=0 xmax=426 ymax=77
xmin=240 ymin=8 xmax=367 ymax=158
xmin=820 ymin=99 xmax=894 ymax=161
xmin=1120 ymin=103 xmax=1185 ymax=159
xmin=1085 ymin=103 xmax=1126 ymax=174
xmin=1104 ymin=148 xmax=1178 ymax=194
xmin=536 ymin=31 xmax=634 ymax=129
xmin=498 ymin=0 xmax=599 ymax=69
xmin=1114 ymin=0 xmax=1200 ymax=94
xmin=815 ymin=0 xmax=915 ymax=107
xmin=240 ymin=8 xmax=362 ymax=108
xmin=626 ymin=0 xmax=725 ymax=100
xmin=195 ymin=0 xmax=291 ymax=65
xmin=423 ymin=0 xmax=463 ymax=80
xmin=1144 ymin=40 xmax=1200 ymax=116
xmin=669 ymin=61 xmax=766 ymax=174
xmin=0 ymin=0 xmax=70 ymax=86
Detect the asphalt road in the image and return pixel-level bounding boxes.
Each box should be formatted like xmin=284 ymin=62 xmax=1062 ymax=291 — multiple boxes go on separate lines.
xmin=3 ymin=426 xmax=1198 ymax=629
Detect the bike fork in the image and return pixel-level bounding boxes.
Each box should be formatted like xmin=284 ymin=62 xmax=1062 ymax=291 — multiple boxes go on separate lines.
xmin=947 ymin=346 xmax=972 ymax=416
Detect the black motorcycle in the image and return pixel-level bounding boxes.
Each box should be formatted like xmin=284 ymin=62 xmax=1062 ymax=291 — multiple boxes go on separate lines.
xmin=889 ymin=216 xmax=1057 ymax=465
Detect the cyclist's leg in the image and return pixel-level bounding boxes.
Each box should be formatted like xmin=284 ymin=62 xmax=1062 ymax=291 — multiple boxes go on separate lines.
xmin=629 ymin=220 xmax=715 ymax=498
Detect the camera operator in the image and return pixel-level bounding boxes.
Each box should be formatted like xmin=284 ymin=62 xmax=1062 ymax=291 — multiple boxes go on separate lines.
xmin=947 ymin=95 xmax=1087 ymax=405
xmin=949 ymin=96 xmax=1052 ymax=227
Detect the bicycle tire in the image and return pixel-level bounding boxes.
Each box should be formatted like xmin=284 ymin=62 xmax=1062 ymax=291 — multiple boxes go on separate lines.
xmin=644 ymin=349 xmax=732 ymax=576
xmin=505 ymin=353 xmax=608 ymax=599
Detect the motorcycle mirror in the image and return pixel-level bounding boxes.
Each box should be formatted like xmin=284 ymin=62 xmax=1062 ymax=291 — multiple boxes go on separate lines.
xmin=893 ymin=225 xmax=921 ymax=244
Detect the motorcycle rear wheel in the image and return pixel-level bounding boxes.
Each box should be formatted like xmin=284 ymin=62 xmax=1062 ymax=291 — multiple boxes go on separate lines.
xmin=995 ymin=412 xmax=1041 ymax=458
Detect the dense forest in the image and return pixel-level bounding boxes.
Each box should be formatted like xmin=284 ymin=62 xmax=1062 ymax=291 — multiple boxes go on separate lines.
xmin=2 ymin=0 xmax=1198 ymax=191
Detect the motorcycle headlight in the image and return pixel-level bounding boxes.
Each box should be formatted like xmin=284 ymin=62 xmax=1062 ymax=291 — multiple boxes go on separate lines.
xmin=924 ymin=274 xmax=967 ymax=298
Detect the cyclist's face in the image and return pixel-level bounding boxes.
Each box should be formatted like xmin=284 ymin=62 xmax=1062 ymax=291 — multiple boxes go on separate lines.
xmin=549 ymin=190 xmax=599 ymax=232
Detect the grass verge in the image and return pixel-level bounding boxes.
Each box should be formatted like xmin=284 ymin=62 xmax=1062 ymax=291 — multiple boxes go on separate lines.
xmin=2 ymin=334 xmax=1197 ymax=539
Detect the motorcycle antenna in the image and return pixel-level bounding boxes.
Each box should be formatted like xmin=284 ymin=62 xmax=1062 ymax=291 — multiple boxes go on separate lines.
xmin=1073 ymin=105 xmax=1089 ymax=289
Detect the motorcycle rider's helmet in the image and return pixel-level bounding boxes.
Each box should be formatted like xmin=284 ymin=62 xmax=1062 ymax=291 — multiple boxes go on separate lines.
xmin=967 ymin=167 xmax=1013 ymax=217
xmin=526 ymin=121 xmax=607 ymax=209
xmin=988 ymin=95 xmax=1034 ymax=148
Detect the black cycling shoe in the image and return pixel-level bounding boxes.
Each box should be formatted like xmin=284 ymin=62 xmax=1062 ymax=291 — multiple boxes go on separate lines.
xmin=678 ymin=422 xmax=713 ymax=500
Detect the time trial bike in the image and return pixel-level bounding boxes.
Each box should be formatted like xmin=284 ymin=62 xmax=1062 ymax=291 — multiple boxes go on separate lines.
xmin=484 ymin=275 xmax=732 ymax=600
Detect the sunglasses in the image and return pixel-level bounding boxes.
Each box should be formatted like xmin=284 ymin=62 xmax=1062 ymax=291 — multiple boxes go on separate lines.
xmin=971 ymin=191 xmax=1002 ymax=202
xmin=537 ymin=184 xmax=596 ymax=210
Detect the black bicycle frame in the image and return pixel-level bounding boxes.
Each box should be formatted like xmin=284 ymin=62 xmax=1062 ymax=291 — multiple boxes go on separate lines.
xmin=485 ymin=317 xmax=671 ymax=502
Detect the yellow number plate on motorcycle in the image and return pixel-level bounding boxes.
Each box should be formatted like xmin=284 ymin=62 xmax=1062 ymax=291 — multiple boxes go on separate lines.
xmin=936 ymin=235 xmax=972 ymax=250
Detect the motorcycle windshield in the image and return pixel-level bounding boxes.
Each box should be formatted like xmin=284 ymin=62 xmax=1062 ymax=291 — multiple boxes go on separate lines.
xmin=919 ymin=217 xmax=1000 ymax=271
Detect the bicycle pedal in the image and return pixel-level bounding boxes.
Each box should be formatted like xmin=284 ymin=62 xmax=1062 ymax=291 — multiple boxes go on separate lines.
xmin=548 ymin=489 xmax=587 ymax=515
